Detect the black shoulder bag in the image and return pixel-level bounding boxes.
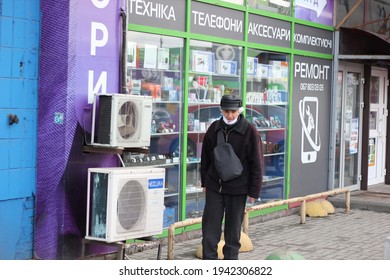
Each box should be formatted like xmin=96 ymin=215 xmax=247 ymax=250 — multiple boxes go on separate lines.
xmin=213 ymin=130 xmax=243 ymax=181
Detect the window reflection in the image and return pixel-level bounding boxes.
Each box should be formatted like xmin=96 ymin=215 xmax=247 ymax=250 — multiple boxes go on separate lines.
xmin=370 ymin=76 xmax=379 ymax=104
xmin=370 ymin=111 xmax=377 ymax=130
xmin=248 ymin=0 xmax=291 ymax=16
xmin=334 ymin=71 xmax=343 ymax=188
xmin=246 ymin=49 xmax=288 ymax=202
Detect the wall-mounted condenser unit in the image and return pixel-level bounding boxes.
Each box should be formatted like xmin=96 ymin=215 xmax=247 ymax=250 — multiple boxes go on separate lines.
xmin=91 ymin=93 xmax=153 ymax=148
xmin=85 ymin=167 xmax=165 ymax=243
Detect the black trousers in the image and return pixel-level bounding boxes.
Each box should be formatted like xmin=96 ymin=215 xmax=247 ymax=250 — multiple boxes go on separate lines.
xmin=201 ymin=189 xmax=247 ymax=260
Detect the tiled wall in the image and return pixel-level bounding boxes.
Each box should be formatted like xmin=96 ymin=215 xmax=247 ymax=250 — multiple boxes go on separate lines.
xmin=0 ymin=0 xmax=40 ymax=259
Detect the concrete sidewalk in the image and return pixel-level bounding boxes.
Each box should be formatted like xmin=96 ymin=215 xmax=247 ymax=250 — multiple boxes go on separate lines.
xmin=126 ymin=208 xmax=390 ymax=260
xmin=328 ymin=185 xmax=390 ymax=213
xmin=126 ymin=185 xmax=390 ymax=260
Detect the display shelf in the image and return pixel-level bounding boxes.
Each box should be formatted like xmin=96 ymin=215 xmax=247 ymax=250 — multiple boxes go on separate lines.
xmin=257 ymin=127 xmax=286 ymax=132
xmin=263 ymin=176 xmax=284 ymax=183
xmin=186 ymin=187 xmax=203 ymax=194
xmin=247 ymin=102 xmax=288 ymax=106
xmin=152 ymin=100 xmax=181 ymax=104
xmin=189 ymin=72 xmax=240 ymax=78
xmin=187 ymin=158 xmax=201 ymax=164
xmin=124 ymin=162 xmax=179 ymax=168
xmin=187 ymin=130 xmax=207 ymax=134
xmin=151 ymin=132 xmax=180 ymax=136
xmin=188 ymin=101 xmax=220 ymax=105
xmin=164 ymin=192 xmax=179 ymax=197
xmin=129 ymin=67 xmax=181 ymax=73
xmin=264 ymin=152 xmax=284 ymax=157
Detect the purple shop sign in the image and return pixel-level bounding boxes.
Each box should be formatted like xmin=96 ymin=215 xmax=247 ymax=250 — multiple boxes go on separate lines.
xmin=295 ymin=0 xmax=334 ymax=26
xmin=74 ymin=0 xmax=122 ymax=132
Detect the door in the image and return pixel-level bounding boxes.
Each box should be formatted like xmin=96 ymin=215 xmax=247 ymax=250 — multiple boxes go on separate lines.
xmin=368 ymin=68 xmax=388 ymax=186
xmin=334 ymin=64 xmax=363 ymax=191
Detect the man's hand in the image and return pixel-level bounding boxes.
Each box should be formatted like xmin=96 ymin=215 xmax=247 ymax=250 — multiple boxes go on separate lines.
xmin=248 ymin=197 xmax=256 ymax=204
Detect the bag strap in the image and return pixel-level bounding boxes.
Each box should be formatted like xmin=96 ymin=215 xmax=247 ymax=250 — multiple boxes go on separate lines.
xmin=217 ymin=130 xmax=226 ymax=144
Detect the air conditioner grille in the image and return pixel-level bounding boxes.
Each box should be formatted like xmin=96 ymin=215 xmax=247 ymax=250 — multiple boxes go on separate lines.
xmin=117 ymin=179 xmax=146 ymax=230
xmin=117 ymin=101 xmax=137 ymax=140
xmin=93 ymin=94 xmax=152 ymax=148
xmin=97 ymin=95 xmax=113 ymax=144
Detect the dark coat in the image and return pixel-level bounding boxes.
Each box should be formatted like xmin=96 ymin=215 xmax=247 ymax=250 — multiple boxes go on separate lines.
xmin=200 ymin=114 xmax=264 ymax=198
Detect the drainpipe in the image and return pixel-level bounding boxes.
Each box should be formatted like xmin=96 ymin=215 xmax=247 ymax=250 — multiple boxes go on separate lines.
xmin=120 ymin=7 xmax=127 ymax=94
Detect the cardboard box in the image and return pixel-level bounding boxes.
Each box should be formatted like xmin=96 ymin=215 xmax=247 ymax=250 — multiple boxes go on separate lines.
xmin=191 ymin=50 xmax=214 ymax=73
xmin=215 ymin=60 xmax=237 ymax=75
xmin=247 ymin=57 xmax=258 ymax=75
xmin=158 ymin=47 xmax=170 ymax=70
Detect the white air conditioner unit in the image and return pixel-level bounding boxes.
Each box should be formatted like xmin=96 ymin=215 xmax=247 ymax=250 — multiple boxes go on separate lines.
xmin=91 ymin=93 xmax=153 ymax=148
xmin=85 ymin=167 xmax=165 ymax=243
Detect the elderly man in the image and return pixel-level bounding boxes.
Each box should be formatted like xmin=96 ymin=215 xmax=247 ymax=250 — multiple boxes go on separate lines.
xmin=200 ymin=94 xmax=264 ymax=260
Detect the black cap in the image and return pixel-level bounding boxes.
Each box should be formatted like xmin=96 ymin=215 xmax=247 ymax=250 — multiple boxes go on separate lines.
xmin=220 ymin=94 xmax=242 ymax=110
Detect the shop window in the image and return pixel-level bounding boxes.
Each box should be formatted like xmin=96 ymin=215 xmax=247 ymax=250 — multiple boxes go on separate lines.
xmin=246 ymin=49 xmax=288 ymax=203
xmin=185 ymin=40 xmax=242 ymax=218
xmin=123 ymin=31 xmax=184 ymax=228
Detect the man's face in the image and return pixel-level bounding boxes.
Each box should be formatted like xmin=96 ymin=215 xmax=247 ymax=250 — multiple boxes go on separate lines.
xmin=222 ymin=109 xmax=239 ymax=121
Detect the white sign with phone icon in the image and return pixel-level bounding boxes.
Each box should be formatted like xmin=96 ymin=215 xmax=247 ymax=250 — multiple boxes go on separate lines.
xmin=299 ymin=96 xmax=321 ymax=164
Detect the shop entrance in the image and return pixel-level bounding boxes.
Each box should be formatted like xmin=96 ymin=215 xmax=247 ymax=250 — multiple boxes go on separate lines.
xmin=334 ymin=64 xmax=364 ymax=191
xmin=368 ymin=68 xmax=388 ymax=186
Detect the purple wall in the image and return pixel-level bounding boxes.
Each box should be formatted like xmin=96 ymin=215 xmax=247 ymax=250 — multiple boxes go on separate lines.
xmin=36 ymin=0 xmax=122 ymax=259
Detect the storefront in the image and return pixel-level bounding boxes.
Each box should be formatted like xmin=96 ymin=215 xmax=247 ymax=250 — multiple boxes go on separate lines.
xmin=123 ymin=0 xmax=334 ymax=218
xmin=332 ymin=0 xmax=390 ymax=192
xmin=36 ymin=0 xmax=335 ymax=259
xmin=332 ymin=28 xmax=390 ymax=192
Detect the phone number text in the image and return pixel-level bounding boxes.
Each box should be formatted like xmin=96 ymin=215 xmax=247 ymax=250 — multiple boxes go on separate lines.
xmin=300 ymin=82 xmax=324 ymax=91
